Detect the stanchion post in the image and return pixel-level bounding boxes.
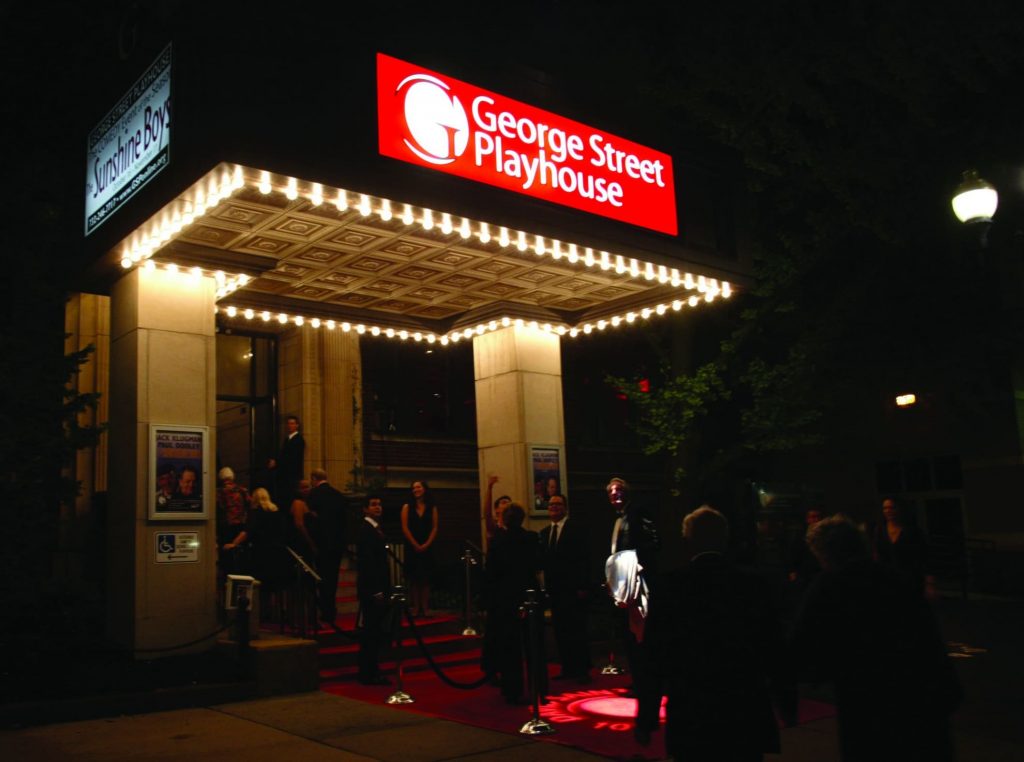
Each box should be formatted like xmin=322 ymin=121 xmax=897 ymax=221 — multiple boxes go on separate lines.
xmin=519 ymin=588 xmax=555 ymax=735
xmin=386 ymin=585 xmax=414 ymax=705
xmin=461 ymin=547 xmax=478 ymax=636
xmin=601 ymin=602 xmax=625 ymax=675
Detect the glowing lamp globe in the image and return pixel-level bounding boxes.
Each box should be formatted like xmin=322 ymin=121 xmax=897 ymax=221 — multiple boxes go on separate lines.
xmin=951 ymin=170 xmax=998 ymax=224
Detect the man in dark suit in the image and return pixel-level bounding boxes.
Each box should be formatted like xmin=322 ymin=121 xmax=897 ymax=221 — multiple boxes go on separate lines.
xmin=647 ymin=506 xmax=788 ymax=761
xmin=356 ymin=494 xmax=390 ymax=685
xmin=540 ymin=493 xmax=591 ymax=683
xmin=308 ymin=467 xmax=347 ymax=625
xmin=268 ymin=414 xmax=304 ymax=506
xmin=485 ymin=502 xmax=541 ymax=704
xmin=606 ymin=476 xmax=661 ymax=743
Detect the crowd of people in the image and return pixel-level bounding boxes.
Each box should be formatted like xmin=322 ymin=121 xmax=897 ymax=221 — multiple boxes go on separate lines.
xmin=215 ymin=415 xmax=960 ymax=758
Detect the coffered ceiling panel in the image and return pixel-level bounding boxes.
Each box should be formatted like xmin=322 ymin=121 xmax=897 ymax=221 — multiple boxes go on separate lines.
xmin=113 ymin=164 xmax=738 ymax=335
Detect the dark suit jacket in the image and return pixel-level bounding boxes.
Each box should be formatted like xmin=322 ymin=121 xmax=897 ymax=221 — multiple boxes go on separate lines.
xmin=486 ymin=526 xmax=540 ymax=614
xmin=276 ymin=432 xmax=305 ymax=493
xmin=612 ymin=501 xmax=660 ymax=585
xmin=308 ymin=481 xmax=347 ymax=554
xmin=647 ymin=552 xmax=784 ymax=758
xmin=540 ymin=518 xmax=589 ymax=599
xmin=356 ymin=517 xmax=390 ymax=600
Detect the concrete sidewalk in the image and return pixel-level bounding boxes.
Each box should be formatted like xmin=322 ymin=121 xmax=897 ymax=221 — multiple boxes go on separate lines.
xmin=0 ymin=689 xmax=849 ymax=762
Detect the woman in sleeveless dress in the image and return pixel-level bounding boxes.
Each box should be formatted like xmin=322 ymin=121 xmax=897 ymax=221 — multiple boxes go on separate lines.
xmin=401 ymin=480 xmax=439 ymax=617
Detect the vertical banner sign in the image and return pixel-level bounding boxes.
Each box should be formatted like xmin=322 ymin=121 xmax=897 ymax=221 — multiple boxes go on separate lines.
xmin=377 ymin=53 xmax=678 ymax=236
xmin=85 ymin=44 xmax=172 ymax=235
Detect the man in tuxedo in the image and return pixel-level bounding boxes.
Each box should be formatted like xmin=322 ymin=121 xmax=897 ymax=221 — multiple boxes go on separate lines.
xmin=356 ymin=494 xmax=391 ymax=685
xmin=269 ymin=414 xmax=304 ymax=506
xmin=606 ymin=476 xmax=661 ymax=744
xmin=308 ymin=467 xmax=347 ymax=625
xmin=541 ymin=493 xmax=591 ymax=683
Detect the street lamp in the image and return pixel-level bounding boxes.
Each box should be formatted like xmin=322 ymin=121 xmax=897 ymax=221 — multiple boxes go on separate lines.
xmin=952 ymin=170 xmax=999 ymax=224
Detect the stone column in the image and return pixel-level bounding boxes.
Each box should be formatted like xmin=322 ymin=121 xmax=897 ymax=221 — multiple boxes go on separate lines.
xmin=107 ymin=268 xmax=217 ymax=653
xmin=60 ymin=293 xmax=110 ymax=589
xmin=278 ymin=326 xmax=362 ymax=488
xmin=321 ymin=329 xmax=362 ymax=489
xmin=473 ymin=326 xmax=565 ymax=541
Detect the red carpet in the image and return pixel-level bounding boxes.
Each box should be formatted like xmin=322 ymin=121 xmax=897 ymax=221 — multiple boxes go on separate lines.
xmin=324 ymin=663 xmax=836 ymax=761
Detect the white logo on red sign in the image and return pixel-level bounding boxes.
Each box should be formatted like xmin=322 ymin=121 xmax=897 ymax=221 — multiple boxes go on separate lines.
xmin=398 ymin=73 xmax=469 ymax=165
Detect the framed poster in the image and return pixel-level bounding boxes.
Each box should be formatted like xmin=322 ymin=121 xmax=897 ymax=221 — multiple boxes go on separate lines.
xmin=149 ymin=424 xmax=210 ymax=520
xmin=530 ymin=446 xmax=565 ymax=516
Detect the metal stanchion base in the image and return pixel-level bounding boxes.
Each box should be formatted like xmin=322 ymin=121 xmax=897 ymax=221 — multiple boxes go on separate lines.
xmin=386 ymin=690 xmax=415 ymax=704
xmin=519 ymin=718 xmax=556 ymax=735
xmin=600 ymin=663 xmax=625 ymax=675
xmin=462 ymin=626 xmax=478 ymax=636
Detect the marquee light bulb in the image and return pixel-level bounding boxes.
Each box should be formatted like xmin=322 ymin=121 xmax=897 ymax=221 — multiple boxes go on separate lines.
xmin=356 ymin=325 xmax=366 ymax=334
xmin=584 ymin=248 xmax=595 ymax=267
xmin=335 ymin=189 xmax=347 ymax=210
xmin=370 ymin=326 xmax=380 ymax=336
xmin=379 ymin=198 xmax=392 ymax=221
xmin=422 ymin=208 xmax=434 ymax=230
xmin=441 ymin=212 xmax=453 ymax=234
xmin=311 ymin=183 xmax=323 ymax=206
xmin=226 ymin=306 xmax=237 ymax=317
xmin=499 ymin=227 xmax=510 ymax=247
xmin=310 ymin=318 xmax=321 ymax=328
xmin=261 ymin=311 xmax=271 ymax=321
xmin=551 ymin=240 xmax=563 ymax=259
xmin=120 ymin=257 xmax=132 ymax=269
xmin=459 ymin=217 xmax=471 ymax=239
xmin=688 ymin=295 xmax=699 ymax=307
xmin=358 ymin=194 xmax=371 ymax=216
xmin=722 ymin=282 xmax=732 ymax=298
xmin=478 ymin=222 xmax=490 ymax=243
xmin=277 ymin=313 xmax=288 ymax=324
xmin=517 ymin=231 xmax=528 ymax=252
xmin=501 ymin=317 xmax=511 ymax=327
xmin=326 ymin=320 xmax=336 ymax=330
xmin=244 ymin=309 xmax=254 ymax=319
xmin=534 ymin=235 xmax=546 ymax=256
xmin=402 ymin=204 xmax=414 ymax=224
xmin=258 ymin=171 xmax=272 ymax=194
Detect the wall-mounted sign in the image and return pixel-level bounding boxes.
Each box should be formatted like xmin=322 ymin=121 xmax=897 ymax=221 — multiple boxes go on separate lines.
xmin=154 ymin=532 xmax=199 ymax=563
xmin=85 ymin=44 xmax=172 ymax=236
xmin=531 ymin=446 xmax=565 ymax=516
xmin=149 ymin=424 xmax=209 ymax=520
xmin=377 ymin=53 xmax=678 ymax=236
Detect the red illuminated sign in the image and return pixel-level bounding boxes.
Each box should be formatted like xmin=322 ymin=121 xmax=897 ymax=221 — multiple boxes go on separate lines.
xmin=377 ymin=53 xmax=678 ymax=236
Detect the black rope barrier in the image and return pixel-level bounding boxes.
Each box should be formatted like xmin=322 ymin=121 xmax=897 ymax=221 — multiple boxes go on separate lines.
xmin=399 ymin=603 xmax=492 ymax=690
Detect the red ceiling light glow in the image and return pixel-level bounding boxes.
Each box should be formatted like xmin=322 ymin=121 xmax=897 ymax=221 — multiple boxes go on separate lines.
xmin=377 ymin=53 xmax=678 ymax=235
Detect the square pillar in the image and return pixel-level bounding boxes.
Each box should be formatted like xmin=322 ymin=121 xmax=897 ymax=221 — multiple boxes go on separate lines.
xmin=473 ymin=326 xmax=565 ymax=538
xmin=107 ymin=267 xmax=218 ymax=653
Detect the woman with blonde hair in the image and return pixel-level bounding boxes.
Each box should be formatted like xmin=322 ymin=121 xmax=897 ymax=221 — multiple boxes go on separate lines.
xmin=226 ymin=487 xmax=289 ymax=602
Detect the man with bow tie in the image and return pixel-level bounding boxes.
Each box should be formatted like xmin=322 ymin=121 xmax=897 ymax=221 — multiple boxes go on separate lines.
xmin=356 ymin=494 xmax=391 ymax=685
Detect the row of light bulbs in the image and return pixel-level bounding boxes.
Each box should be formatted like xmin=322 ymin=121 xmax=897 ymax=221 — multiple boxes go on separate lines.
xmin=119 ymin=164 xmax=733 ymax=300
xmin=215 ymin=286 xmax=726 ymax=345
xmin=254 ymin=169 xmax=727 ymax=293
xmin=119 ymin=166 xmax=245 ymax=269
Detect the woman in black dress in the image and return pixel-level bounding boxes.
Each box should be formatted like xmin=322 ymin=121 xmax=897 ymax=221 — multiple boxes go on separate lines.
xmin=401 ymin=480 xmax=439 ymax=617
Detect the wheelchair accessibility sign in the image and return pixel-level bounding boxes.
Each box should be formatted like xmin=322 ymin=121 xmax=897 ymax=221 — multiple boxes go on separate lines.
xmin=155 ymin=532 xmax=199 ymax=563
